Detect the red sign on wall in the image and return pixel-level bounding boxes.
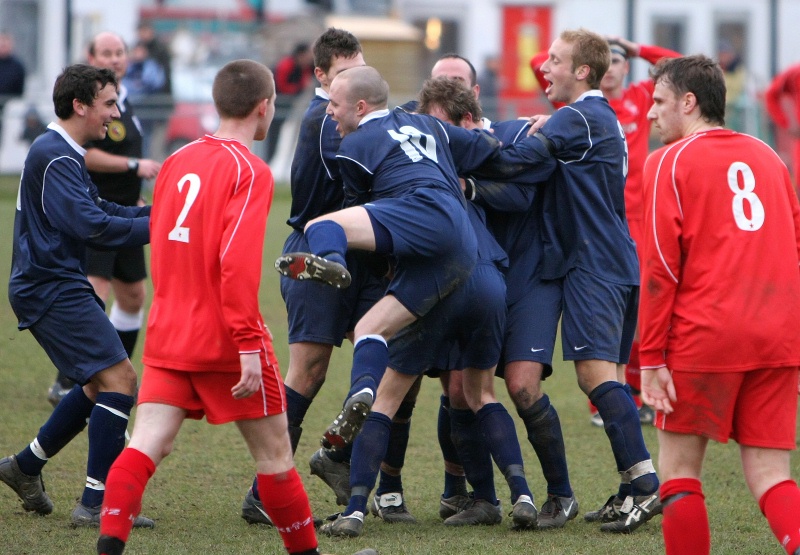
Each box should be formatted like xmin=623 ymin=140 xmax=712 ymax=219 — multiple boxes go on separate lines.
xmin=500 ymin=5 xmax=552 ymax=117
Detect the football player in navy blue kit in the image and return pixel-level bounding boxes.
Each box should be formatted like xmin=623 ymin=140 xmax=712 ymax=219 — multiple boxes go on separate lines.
xmin=291 ymin=66 xmax=537 ymax=537
xmin=417 ymin=75 xmax=578 ymax=529
xmin=496 ymin=28 xmax=661 ymax=533
xmin=47 ymin=32 xmax=162 ymax=408
xmin=242 ymin=28 xmax=420 ymax=524
xmin=0 ymin=64 xmax=153 ymax=528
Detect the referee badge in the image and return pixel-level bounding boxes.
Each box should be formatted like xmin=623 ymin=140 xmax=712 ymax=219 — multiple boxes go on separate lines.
xmin=107 ymin=120 xmax=126 ymax=142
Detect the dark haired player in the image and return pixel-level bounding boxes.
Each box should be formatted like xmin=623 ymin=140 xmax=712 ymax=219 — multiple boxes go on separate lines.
xmin=641 ymin=54 xmax=800 ymax=555
xmin=417 ymin=75 xmax=578 ymax=529
xmin=1 ymin=64 xmax=152 ymax=527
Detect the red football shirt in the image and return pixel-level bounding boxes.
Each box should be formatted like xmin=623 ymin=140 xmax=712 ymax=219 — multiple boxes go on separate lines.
xmin=143 ymin=135 xmax=275 ymax=372
xmin=639 ymin=129 xmax=800 ymax=372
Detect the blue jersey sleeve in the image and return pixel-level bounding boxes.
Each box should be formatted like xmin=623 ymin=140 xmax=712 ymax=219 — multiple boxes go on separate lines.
xmin=539 ymin=106 xmax=593 ymax=161
xmin=43 ymin=158 xmax=149 ymax=248
xmin=338 ymin=154 xmax=373 ymax=207
xmin=474 ymin=181 xmax=537 ymax=213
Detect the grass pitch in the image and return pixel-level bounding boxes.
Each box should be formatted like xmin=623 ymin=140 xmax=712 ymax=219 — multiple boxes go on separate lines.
xmin=0 ymin=175 xmax=796 ymax=554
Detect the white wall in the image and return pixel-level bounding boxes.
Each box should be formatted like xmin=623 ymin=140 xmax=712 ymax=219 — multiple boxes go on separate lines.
xmin=394 ymin=0 xmax=796 ymax=84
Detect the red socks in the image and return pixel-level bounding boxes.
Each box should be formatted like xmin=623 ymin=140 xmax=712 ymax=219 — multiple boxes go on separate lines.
xmin=760 ymin=480 xmax=800 ymax=554
xmin=661 ymin=478 xmax=710 ymax=555
xmin=257 ymin=468 xmax=318 ymax=554
xmin=100 ymin=448 xmax=156 ymax=543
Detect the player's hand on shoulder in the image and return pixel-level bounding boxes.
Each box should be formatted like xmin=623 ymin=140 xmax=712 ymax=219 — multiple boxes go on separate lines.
xmin=524 ymin=114 xmax=551 ymax=135
xmin=137 ymin=158 xmax=161 ymax=180
xmin=232 ymin=352 xmax=262 ymax=399
xmin=640 ymin=367 xmax=676 ymax=415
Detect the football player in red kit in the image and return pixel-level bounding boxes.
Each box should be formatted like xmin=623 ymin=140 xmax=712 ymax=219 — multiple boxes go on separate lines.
xmin=640 ymin=54 xmax=800 ymax=555
xmin=97 ymin=60 xmax=321 ymax=555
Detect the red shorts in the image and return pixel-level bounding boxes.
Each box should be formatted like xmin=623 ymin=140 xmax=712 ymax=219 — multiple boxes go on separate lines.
xmin=138 ymin=347 xmax=285 ymax=425
xmin=655 ymin=367 xmax=799 ymax=449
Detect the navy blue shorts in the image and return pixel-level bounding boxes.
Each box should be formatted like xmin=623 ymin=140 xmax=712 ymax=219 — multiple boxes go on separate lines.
xmin=282 ymin=230 xmax=386 ymax=346
xmin=389 ymin=262 xmax=506 ymax=375
xmin=560 ymin=268 xmax=638 ymax=363
xmin=28 ymin=288 xmax=128 ymax=385
xmin=366 ymin=189 xmax=477 ymax=318
xmin=496 ymin=276 xmax=562 ymax=380
xmin=86 ymin=245 xmax=147 ymax=283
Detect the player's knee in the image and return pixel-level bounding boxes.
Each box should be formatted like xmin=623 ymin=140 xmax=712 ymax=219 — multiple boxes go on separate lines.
xmin=94 ymin=360 xmax=138 ymax=395
xmin=114 ymin=281 xmax=147 ymax=312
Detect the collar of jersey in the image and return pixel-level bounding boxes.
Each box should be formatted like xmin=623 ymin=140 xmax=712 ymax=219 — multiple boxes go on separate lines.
xmin=358 ymin=109 xmax=390 ymax=127
xmin=47 ymin=122 xmax=86 ymax=156
xmin=575 ymin=89 xmax=604 ymax=102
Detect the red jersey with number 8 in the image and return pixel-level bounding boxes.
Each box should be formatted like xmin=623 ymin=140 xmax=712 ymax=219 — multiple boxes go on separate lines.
xmin=639 ymin=129 xmax=800 ymax=372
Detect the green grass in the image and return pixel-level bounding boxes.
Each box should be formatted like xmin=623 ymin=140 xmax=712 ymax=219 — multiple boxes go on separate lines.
xmin=0 ymin=173 xmax=796 ymax=554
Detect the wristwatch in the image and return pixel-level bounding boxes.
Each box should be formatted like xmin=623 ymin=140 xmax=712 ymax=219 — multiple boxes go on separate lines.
xmin=127 ymin=158 xmax=139 ymax=172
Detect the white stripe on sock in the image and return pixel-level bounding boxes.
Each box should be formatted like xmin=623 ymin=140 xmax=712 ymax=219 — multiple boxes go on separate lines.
xmin=354 ymin=334 xmax=387 ymax=347
xmin=96 ymin=403 xmax=130 ymax=421
xmin=85 ymin=476 xmax=105 ymax=491
xmin=109 ymin=303 xmax=144 ymax=332
xmin=30 ymin=439 xmax=48 ymax=461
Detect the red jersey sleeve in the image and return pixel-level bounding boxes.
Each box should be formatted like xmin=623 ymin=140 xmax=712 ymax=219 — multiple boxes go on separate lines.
xmin=639 ymin=145 xmax=682 ymax=369
xmin=765 ymin=71 xmax=789 ymax=128
xmin=765 ymin=65 xmax=800 ymax=130
xmin=636 ymin=44 xmax=681 ymax=66
xmin=219 ymin=160 xmax=274 ymax=354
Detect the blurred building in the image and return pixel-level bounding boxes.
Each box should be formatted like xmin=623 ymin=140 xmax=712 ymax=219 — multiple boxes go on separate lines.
xmin=2 ymin=0 xmax=800 ymax=173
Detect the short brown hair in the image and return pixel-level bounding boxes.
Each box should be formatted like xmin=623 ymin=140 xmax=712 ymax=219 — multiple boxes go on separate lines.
xmin=53 ymin=64 xmax=118 ymax=119
xmin=212 ymin=60 xmax=274 ymax=119
xmin=417 ymin=77 xmax=482 ymax=124
xmin=560 ymin=28 xmax=610 ymax=89
xmin=650 ymin=55 xmax=726 ymax=126
xmin=312 ymin=28 xmax=362 ymax=74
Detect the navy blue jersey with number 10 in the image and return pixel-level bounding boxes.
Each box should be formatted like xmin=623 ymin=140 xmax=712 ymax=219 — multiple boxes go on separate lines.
xmin=336 ymin=109 xmax=505 ymax=207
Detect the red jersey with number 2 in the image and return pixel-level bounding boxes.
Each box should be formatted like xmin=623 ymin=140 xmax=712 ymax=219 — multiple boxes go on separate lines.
xmin=639 ymin=129 xmax=800 ymax=372
xmin=144 ymin=135 xmax=275 ymax=373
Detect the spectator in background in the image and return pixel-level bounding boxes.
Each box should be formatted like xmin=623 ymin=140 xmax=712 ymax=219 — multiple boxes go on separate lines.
xmin=135 ymin=21 xmax=172 ymax=159
xmin=124 ymin=42 xmax=166 ymax=102
xmin=19 ymin=105 xmax=47 ymax=146
xmin=124 ymin=41 xmax=166 ymax=157
xmin=0 ymin=31 xmax=26 ymax=137
xmin=717 ymin=39 xmax=748 ymax=131
xmin=135 ymin=21 xmax=171 ymax=95
xmin=477 ymin=55 xmax=501 ymax=120
xmin=267 ymin=43 xmax=314 ymax=161
xmin=765 ymin=62 xmax=800 ymax=191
